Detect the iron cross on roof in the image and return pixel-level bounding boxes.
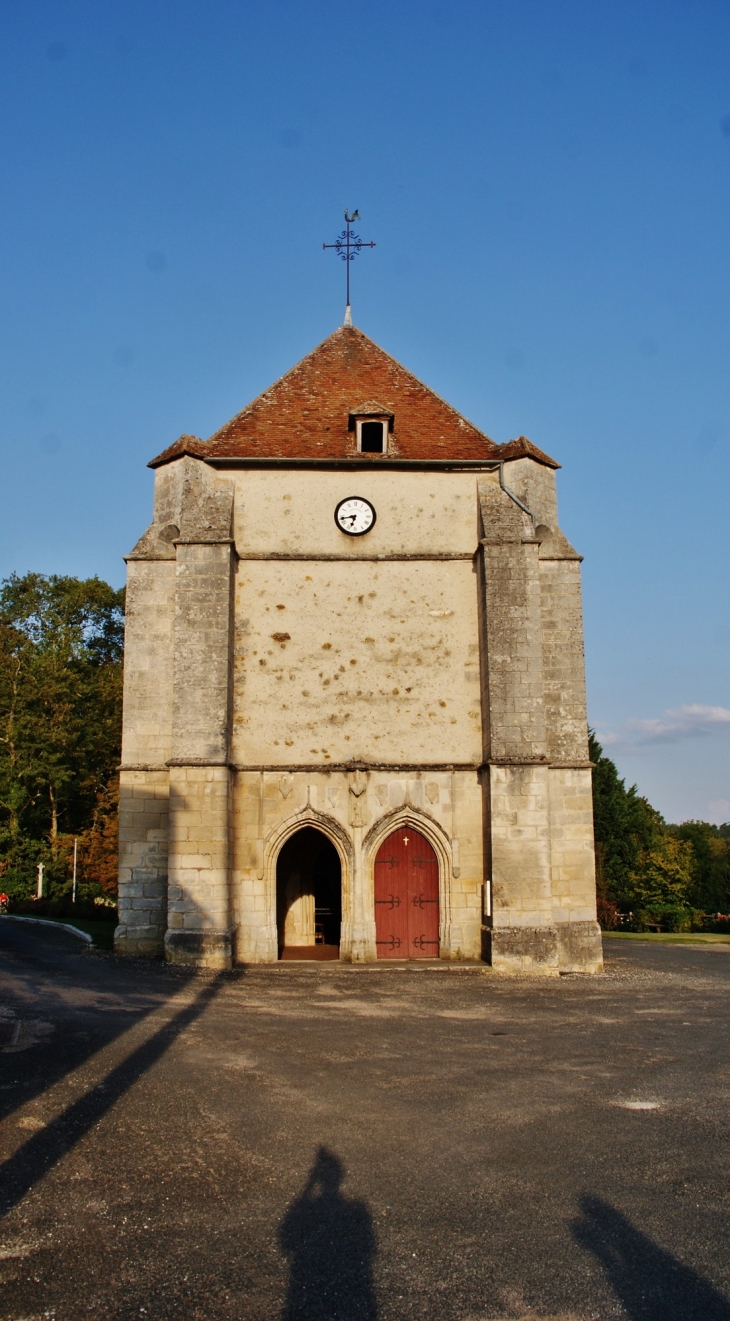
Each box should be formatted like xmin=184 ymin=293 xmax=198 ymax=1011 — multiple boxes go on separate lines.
xmin=323 ymin=209 xmax=375 ymax=327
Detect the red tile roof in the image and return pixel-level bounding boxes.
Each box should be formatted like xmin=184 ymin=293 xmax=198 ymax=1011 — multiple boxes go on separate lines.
xmin=148 ymin=326 xmax=559 ymax=468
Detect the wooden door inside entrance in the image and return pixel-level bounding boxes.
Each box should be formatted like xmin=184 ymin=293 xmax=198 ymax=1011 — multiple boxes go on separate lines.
xmin=374 ymin=827 xmax=439 ymax=959
xmin=276 ymin=827 xmax=342 ymax=960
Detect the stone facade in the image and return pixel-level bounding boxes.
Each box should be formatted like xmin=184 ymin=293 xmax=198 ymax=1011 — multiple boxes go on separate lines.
xmin=115 ymin=325 xmax=602 ymax=973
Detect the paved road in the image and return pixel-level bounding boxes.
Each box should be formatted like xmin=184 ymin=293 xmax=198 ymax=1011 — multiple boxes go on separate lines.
xmin=1 ymin=921 xmax=729 ymax=1321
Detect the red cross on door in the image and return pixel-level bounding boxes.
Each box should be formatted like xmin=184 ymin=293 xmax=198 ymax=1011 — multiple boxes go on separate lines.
xmin=374 ymin=828 xmax=439 ymax=959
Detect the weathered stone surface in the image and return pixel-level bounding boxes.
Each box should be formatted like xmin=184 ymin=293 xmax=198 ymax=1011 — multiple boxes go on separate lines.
xmin=540 ymin=559 xmax=590 ymax=765
xmin=115 ymin=770 xmax=169 ymax=957
xmin=501 ymin=456 xmax=558 ymax=530
xmin=490 ymin=924 xmax=560 ymax=974
xmin=164 ymin=927 xmax=233 ymax=970
xmin=113 ymin=925 xmax=166 ymax=958
xmin=556 ymin=920 xmax=603 ymax=974
xmin=172 ymin=544 xmax=233 ymax=764
xmin=479 ymin=482 xmax=547 ymax=764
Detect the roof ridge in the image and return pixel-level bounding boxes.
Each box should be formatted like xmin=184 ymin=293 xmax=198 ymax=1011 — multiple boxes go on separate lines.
xmin=148 ymin=434 xmax=207 ymax=469
xmin=339 ymin=327 xmax=495 ymax=448
xmin=205 ymin=326 xmax=349 ymax=443
xmin=147 ymin=327 xmax=559 ymax=467
xmin=496 ymin=434 xmax=560 ymax=469
xmin=206 ymin=325 xmax=495 ymax=449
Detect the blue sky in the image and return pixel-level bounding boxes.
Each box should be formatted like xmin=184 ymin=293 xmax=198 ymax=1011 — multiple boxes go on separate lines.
xmin=0 ymin=0 xmax=728 ymax=823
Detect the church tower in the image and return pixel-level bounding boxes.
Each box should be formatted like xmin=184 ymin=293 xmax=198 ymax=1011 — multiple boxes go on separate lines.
xmin=115 ymin=325 xmax=603 ymax=974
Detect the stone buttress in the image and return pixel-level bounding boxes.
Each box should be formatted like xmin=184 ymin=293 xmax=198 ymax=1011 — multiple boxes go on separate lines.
xmin=478 ymin=461 xmax=602 ymax=973
xmin=116 ymin=458 xmax=236 ymax=968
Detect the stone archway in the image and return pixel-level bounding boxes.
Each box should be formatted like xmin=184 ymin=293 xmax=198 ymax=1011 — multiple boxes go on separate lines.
xmin=276 ymin=827 xmax=342 ymax=960
xmin=365 ymin=807 xmax=454 ymax=960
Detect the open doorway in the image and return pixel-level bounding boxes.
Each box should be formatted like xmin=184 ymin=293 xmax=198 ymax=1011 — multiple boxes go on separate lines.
xmin=276 ymin=827 xmax=342 ymax=960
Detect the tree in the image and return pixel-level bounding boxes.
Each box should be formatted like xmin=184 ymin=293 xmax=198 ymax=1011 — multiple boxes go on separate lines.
xmin=670 ymin=821 xmax=730 ymax=913
xmin=589 ymin=730 xmax=730 ymax=923
xmin=627 ymin=835 xmax=694 ymax=908
xmin=76 ymin=778 xmax=119 ymax=897
xmin=589 ymin=731 xmax=663 ymax=908
xmin=0 ymin=573 xmax=124 ymax=897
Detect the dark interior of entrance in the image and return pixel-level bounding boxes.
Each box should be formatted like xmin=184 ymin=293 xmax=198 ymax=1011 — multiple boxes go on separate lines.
xmin=276 ymin=827 xmax=342 ymax=960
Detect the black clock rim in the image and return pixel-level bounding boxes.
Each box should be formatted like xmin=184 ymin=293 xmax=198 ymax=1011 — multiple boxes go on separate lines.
xmin=334 ymin=496 xmax=377 ymax=537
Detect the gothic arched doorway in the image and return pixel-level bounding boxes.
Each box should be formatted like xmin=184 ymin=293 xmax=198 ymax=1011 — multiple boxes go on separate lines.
xmin=374 ymin=827 xmax=440 ymax=959
xmin=276 ymin=828 xmax=342 ymax=960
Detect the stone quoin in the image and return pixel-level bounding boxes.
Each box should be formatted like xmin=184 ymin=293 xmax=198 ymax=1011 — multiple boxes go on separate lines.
xmin=115 ymin=324 xmax=603 ymax=973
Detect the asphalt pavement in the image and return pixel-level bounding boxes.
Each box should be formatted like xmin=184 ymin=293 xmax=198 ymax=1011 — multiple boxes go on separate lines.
xmin=1 ymin=919 xmax=729 ymax=1321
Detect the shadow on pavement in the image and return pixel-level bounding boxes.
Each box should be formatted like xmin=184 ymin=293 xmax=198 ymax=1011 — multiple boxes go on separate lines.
xmin=279 ymin=1146 xmax=378 ymax=1321
xmin=573 ymin=1195 xmax=730 ymax=1320
xmin=0 ymin=970 xmax=225 ymax=1220
xmin=0 ymin=920 xmax=200 ymax=1125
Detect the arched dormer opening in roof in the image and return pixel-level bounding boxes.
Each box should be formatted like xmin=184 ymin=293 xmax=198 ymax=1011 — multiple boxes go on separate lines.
xmin=348 ymin=401 xmax=395 ymax=455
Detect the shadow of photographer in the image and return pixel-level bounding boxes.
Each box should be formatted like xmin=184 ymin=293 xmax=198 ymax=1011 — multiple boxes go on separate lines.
xmin=279 ymin=1146 xmax=378 ymax=1321
xmin=573 ymin=1194 xmax=730 ymax=1320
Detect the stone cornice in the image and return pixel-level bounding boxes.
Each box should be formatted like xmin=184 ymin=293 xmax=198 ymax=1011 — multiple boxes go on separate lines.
xmin=119 ymin=758 xmax=594 ymax=773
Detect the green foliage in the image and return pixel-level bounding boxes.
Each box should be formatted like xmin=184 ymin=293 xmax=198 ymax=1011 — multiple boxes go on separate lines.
xmin=669 ymin=820 xmax=730 ymax=913
xmin=589 ymin=731 xmax=664 ymax=907
xmin=0 ymin=572 xmax=124 ymax=899
xmin=627 ymin=835 xmax=694 ymax=908
xmin=590 ymin=731 xmax=730 ymax=927
xmin=632 ymin=904 xmax=704 ymax=934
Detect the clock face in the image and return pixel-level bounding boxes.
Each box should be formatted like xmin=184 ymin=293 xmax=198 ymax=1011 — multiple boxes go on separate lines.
xmin=334 ymin=496 xmax=376 ymax=537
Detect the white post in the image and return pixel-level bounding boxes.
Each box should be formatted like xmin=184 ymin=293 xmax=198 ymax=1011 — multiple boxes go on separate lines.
xmin=36 ymin=861 xmax=44 ymax=900
xmin=72 ymin=838 xmax=77 ymax=904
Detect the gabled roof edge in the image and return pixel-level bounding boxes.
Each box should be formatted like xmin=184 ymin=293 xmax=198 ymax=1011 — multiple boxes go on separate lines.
xmin=496 ymin=435 xmax=560 ymax=469
xmin=206 ymin=325 xmax=498 ymax=451
xmin=148 ymin=434 xmax=207 ymax=469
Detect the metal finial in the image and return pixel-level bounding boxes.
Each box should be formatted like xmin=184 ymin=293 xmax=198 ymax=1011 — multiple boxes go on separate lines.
xmin=323 ymin=209 xmax=375 ymax=325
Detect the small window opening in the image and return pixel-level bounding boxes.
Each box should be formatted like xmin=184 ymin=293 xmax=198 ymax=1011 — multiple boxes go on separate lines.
xmin=360 ymin=421 xmax=386 ymax=454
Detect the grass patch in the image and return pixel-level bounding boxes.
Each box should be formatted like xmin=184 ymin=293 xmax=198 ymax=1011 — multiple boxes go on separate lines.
xmin=8 ymin=913 xmax=117 ymax=949
xmin=62 ymin=917 xmax=116 ymax=949
xmin=602 ymin=931 xmax=730 ymax=946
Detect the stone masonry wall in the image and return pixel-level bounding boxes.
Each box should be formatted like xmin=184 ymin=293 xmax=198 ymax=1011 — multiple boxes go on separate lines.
xmin=171 ymin=543 xmax=233 ymax=765
xmin=539 ymin=554 xmax=590 ymax=765
xmin=479 ymin=473 xmax=556 ymax=972
xmin=115 ymin=558 xmax=175 ymax=956
xmin=116 ymin=770 xmax=169 ymax=956
xmin=231 ymin=558 xmax=482 ymax=768
xmin=501 ymin=456 xmax=558 ymax=530
xmin=165 ymin=765 xmax=232 ymax=968
xmin=478 ymin=478 xmax=547 ymax=763
xmin=230 ymin=768 xmax=484 ymax=963
xmin=119 ymin=560 xmax=175 ymax=770
xmin=165 ymin=468 xmax=236 ymax=967
xmin=549 ymin=768 xmax=597 ymax=924
xmin=117 ymin=451 xmax=601 ymax=972
xmin=539 ymin=532 xmax=601 ymax=973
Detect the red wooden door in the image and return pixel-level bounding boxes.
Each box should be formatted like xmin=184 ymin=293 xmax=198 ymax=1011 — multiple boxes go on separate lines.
xmin=374 ymin=828 xmax=439 ymax=959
